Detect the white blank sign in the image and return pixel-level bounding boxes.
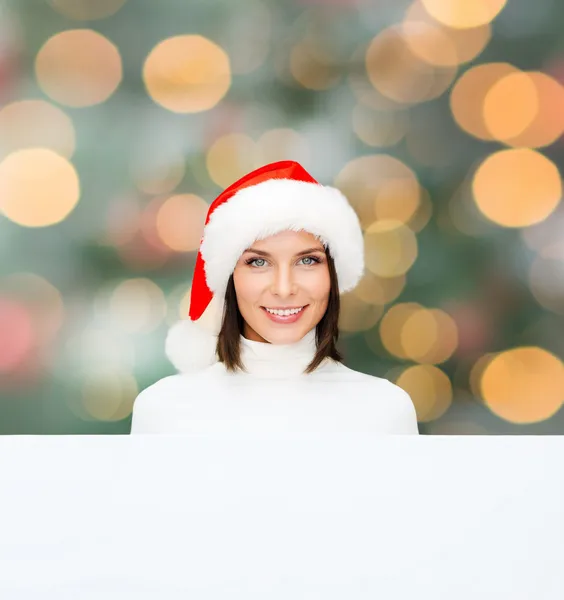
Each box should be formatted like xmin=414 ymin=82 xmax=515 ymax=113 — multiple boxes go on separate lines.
xmin=0 ymin=434 xmax=562 ymax=599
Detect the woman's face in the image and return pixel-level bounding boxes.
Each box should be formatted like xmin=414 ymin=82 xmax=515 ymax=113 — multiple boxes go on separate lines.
xmin=232 ymin=230 xmax=331 ymax=344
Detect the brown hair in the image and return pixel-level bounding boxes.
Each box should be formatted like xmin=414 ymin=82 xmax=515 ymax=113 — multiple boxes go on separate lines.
xmin=216 ymin=247 xmax=343 ymax=374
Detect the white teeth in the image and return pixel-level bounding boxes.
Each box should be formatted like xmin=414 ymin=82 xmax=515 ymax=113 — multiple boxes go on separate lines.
xmin=265 ymin=306 xmax=304 ymax=316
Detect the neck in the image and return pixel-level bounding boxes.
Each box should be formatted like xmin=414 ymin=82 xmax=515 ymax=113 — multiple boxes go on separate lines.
xmin=238 ymin=328 xmax=318 ymax=378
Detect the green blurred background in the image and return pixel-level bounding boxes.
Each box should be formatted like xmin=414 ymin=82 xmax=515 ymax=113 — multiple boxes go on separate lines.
xmin=1 ymin=0 xmax=563 ymax=435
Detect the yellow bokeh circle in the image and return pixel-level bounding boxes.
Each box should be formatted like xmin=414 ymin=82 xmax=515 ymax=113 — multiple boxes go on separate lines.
xmin=339 ymin=293 xmax=383 ymax=333
xmin=143 ymin=35 xmax=231 ymax=113
xmin=400 ymin=307 xmax=459 ymax=364
xmin=35 ymin=29 xmax=122 ymax=107
xmin=0 ymin=100 xmax=75 ymax=160
xmin=335 ymin=154 xmax=421 ymax=228
xmin=353 ymin=271 xmax=406 ymax=306
xmin=472 ymin=148 xmax=561 ymax=227
xmin=483 ymin=72 xmax=539 ymax=142
xmin=396 ymin=364 xmax=453 ymax=422
xmin=156 ymin=194 xmax=208 ymax=252
xmin=206 ymin=133 xmax=257 ymax=188
xmin=364 ymin=220 xmax=418 ymax=277
xmin=81 ymin=368 xmax=138 ymax=422
xmin=0 ymin=148 xmax=80 ymax=227
xmin=450 ymin=62 xmax=517 ymax=141
xmin=379 ymin=302 xmax=422 ymax=359
xmin=421 ymin=0 xmax=507 ymax=29
xmin=480 ymin=347 xmax=564 ymax=423
xmin=366 ymin=26 xmax=456 ymax=105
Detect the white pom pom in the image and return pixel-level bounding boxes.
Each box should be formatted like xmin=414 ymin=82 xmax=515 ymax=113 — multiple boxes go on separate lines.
xmin=165 ymin=319 xmax=218 ymax=373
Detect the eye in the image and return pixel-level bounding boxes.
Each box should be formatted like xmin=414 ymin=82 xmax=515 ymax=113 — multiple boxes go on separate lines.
xmin=298 ymin=256 xmax=321 ymax=266
xmin=246 ymin=257 xmax=267 ymax=267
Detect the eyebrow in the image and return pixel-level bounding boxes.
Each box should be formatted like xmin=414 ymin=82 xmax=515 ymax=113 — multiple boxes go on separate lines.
xmin=243 ymin=246 xmax=326 ymax=257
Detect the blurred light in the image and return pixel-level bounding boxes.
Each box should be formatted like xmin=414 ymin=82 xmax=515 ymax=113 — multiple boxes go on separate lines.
xmin=117 ymin=233 xmax=171 ymax=271
xmin=334 ymin=155 xmax=422 ymax=228
xmin=447 ymin=302 xmax=491 ymax=355
xmin=375 ymin=178 xmax=420 ymax=224
xmin=139 ymin=197 xmax=178 ymax=255
xmin=406 ymin=186 xmax=433 ymax=232
xmin=366 ymin=25 xmax=457 ymax=105
xmin=0 ymin=148 xmax=80 ymax=227
xmin=483 ymin=71 xmax=538 ymax=141
xmin=255 ymin=129 xmax=310 ymax=166
xmin=206 ymin=133 xmax=256 ymax=188
xmin=35 ymin=29 xmax=122 ymax=107
xmin=403 ymin=1 xmax=491 ymax=66
xmin=379 ymin=302 xmax=422 ymax=359
xmin=469 ymin=352 xmax=497 ymax=398
xmin=290 ymin=40 xmax=341 ymax=90
xmin=352 ymin=105 xmax=409 ymax=148
xmin=167 ymin=285 xmax=222 ymax=334
xmin=472 ymin=148 xmax=561 ymax=227
xmin=503 ymin=72 xmax=564 ymax=148
xmin=222 ymin=0 xmax=271 ymax=75
xmin=529 ymin=256 xmax=564 ymax=315
xmin=348 ymin=48 xmax=403 ymax=110
xmin=539 ymin=242 xmax=564 ymax=261
xmin=379 ymin=303 xmax=458 ymax=363
xmin=48 ymin=0 xmax=128 ymax=20
xmin=396 ymin=364 xmax=453 ymax=422
xmin=0 ymin=273 xmax=65 ymax=344
xmin=132 ymin=157 xmax=185 ymax=196
xmin=401 ymin=21 xmax=458 ymax=67
xmin=353 ymin=272 xmax=406 ymax=306
xmin=0 ymin=100 xmax=75 ymax=160
xmin=480 ymin=347 xmax=564 ymax=423
xmin=364 ymin=220 xmax=418 ymax=277
xmin=338 ymin=293 xmax=383 ymax=333
xmin=447 ymin=181 xmax=493 ymax=236
xmin=104 ymin=194 xmax=142 ymax=247
xmin=420 ymin=0 xmax=507 ymax=29
xmin=107 ymin=278 xmax=167 ymax=334
xmin=143 ymin=35 xmax=231 ymax=113
xmin=521 ymin=203 xmax=564 ymax=254
xmin=67 ymin=326 xmax=135 ymax=370
xmin=81 ymin=368 xmax=138 ymax=422
xmin=156 ymin=193 xmax=208 ymax=252
xmin=166 ymin=283 xmax=192 ymax=325
xmin=450 ymin=62 xmax=518 ymax=140
xmin=0 ymin=298 xmax=34 ymax=373
xmin=400 ymin=307 xmax=459 ymax=363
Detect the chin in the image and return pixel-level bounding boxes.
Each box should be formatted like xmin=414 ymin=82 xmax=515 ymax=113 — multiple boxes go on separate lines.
xmin=258 ymin=324 xmax=311 ymax=345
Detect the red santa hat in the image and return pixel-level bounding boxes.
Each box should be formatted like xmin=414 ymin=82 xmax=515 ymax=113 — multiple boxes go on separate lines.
xmin=166 ymin=160 xmax=365 ymax=373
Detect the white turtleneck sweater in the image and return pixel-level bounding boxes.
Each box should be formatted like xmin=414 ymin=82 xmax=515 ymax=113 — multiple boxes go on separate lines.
xmin=130 ymin=329 xmax=419 ymax=435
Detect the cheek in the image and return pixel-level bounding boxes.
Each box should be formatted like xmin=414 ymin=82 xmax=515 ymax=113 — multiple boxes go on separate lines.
xmin=233 ymin=270 xmax=263 ymax=305
xmin=301 ymin=268 xmax=331 ymax=302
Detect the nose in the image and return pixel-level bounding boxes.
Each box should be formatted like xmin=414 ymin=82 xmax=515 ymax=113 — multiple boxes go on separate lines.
xmin=270 ymin=264 xmax=297 ymax=298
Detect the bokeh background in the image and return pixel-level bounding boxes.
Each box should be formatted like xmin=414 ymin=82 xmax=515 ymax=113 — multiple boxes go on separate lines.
xmin=1 ymin=0 xmax=563 ymax=435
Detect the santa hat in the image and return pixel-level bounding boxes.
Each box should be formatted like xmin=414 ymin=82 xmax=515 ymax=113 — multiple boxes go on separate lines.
xmin=166 ymin=160 xmax=365 ymax=373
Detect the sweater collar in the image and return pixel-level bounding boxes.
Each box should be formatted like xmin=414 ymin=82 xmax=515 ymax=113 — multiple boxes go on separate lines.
xmin=239 ymin=328 xmax=317 ymax=378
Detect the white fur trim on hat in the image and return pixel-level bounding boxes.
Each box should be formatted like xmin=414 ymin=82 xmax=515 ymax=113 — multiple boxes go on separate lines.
xmin=165 ymin=296 xmax=223 ymax=373
xmin=200 ymin=178 xmax=365 ymax=300
xmin=165 ymin=319 xmax=217 ymax=373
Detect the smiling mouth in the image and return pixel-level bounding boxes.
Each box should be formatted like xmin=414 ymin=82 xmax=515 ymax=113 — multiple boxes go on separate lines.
xmin=261 ymin=305 xmax=308 ymax=316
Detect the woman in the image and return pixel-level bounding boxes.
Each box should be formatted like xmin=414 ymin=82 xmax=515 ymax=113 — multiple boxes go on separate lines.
xmin=130 ymin=161 xmax=419 ymax=434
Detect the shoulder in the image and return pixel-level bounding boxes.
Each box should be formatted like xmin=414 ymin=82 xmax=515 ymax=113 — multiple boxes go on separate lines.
xmin=130 ymin=371 xmax=214 ymax=434
xmin=324 ymin=362 xmax=420 ymax=434
xmin=129 ymin=375 xmax=179 ymax=434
